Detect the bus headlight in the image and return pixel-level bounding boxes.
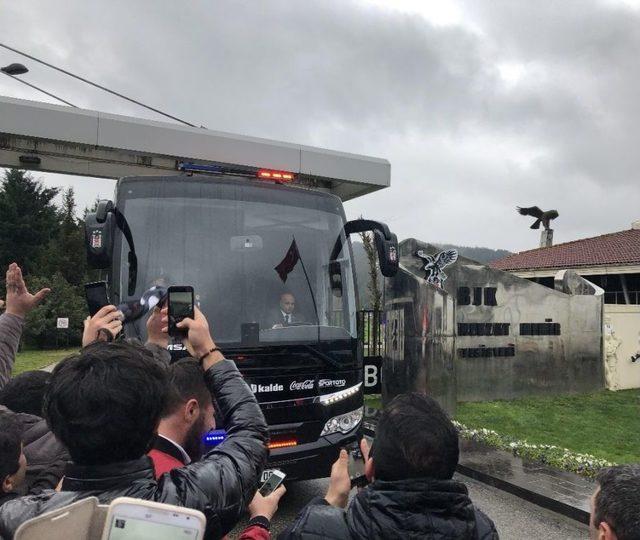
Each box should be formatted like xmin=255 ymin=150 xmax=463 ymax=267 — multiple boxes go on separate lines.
xmin=319 ymin=383 xmax=362 ymax=406
xmin=320 ymin=406 xmax=363 ymax=436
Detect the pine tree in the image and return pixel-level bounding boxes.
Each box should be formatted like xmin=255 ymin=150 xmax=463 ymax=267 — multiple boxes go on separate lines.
xmin=39 ymin=187 xmax=88 ymax=286
xmin=0 ymin=169 xmax=60 ymax=275
xmin=358 ymin=230 xmax=382 ymax=311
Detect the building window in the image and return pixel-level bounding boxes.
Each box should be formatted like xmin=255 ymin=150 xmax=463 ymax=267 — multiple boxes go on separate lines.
xmin=520 ymin=322 xmax=561 ymax=336
xmin=458 ymin=323 xmax=510 ymax=336
xmin=458 ymin=345 xmax=515 ymax=358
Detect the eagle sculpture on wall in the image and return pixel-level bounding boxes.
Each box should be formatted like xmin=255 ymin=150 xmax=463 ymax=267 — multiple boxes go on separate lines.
xmin=415 ymin=249 xmax=458 ymax=287
xmin=516 ymin=206 xmax=559 ymax=230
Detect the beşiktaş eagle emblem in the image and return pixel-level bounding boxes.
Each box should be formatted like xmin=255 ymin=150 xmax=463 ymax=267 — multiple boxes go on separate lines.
xmin=414 ymin=249 xmax=458 ymax=286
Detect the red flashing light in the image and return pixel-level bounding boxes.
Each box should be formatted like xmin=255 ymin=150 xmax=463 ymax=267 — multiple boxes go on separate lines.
xmin=257 ymin=169 xmax=295 ymax=182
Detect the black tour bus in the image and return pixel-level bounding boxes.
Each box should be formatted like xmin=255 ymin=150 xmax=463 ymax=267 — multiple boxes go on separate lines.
xmin=84 ymin=171 xmax=397 ymax=481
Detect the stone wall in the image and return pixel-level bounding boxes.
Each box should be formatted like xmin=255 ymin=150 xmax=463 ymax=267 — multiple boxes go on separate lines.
xmin=382 ymin=239 xmax=604 ymax=405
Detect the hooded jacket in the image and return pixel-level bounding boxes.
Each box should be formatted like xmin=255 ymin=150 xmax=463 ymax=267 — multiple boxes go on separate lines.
xmin=0 ymin=359 xmax=269 ymax=540
xmin=279 ymin=478 xmax=499 ymax=540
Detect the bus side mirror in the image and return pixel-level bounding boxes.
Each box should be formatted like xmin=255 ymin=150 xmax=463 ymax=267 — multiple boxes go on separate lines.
xmin=338 ymin=219 xmax=399 ymax=278
xmin=373 ymin=230 xmax=399 ymax=277
xmin=84 ymin=200 xmax=115 ymax=269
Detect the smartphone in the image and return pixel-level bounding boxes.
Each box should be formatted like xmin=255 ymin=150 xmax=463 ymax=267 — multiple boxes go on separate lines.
xmin=258 ymin=469 xmax=286 ymax=496
xmin=101 ymin=497 xmax=205 ymax=540
xmin=85 ymin=281 xmax=110 ymax=316
xmin=167 ymin=286 xmax=194 ymax=337
xmin=347 ymin=442 xmax=367 ymax=488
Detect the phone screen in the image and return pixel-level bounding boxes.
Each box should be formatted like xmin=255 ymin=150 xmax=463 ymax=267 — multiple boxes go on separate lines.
xmin=347 ymin=444 xmax=366 ymax=487
xmin=105 ymin=515 xmax=200 ymax=540
xmin=169 ymin=292 xmax=193 ymax=318
xmin=168 ymin=287 xmax=194 ymax=336
xmin=85 ymin=282 xmax=110 ymax=316
xmin=259 ymin=470 xmax=286 ymax=496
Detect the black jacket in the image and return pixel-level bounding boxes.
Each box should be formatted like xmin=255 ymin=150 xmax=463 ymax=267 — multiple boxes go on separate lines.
xmin=18 ymin=412 xmax=69 ymax=495
xmin=0 ymin=407 xmax=69 ymax=495
xmin=279 ymin=478 xmax=499 ymax=540
xmin=0 ymin=359 xmax=269 ymax=540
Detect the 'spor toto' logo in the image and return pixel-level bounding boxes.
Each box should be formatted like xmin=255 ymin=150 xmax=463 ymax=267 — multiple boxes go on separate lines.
xmin=318 ymin=379 xmax=346 ymax=388
xmin=290 ymin=380 xmax=314 ymax=391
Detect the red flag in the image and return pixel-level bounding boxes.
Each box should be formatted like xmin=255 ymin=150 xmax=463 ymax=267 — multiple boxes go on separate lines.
xmin=275 ymin=239 xmax=300 ymax=282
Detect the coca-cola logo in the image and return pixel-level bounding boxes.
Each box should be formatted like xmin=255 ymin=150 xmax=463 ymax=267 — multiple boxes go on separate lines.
xmin=290 ymin=379 xmax=314 ymax=391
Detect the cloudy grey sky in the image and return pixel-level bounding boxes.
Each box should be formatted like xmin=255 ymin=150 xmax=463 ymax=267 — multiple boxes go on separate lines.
xmin=1 ymin=0 xmax=639 ymax=252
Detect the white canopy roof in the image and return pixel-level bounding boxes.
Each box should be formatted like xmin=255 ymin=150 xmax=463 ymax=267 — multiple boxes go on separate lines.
xmin=0 ymin=95 xmax=390 ymax=201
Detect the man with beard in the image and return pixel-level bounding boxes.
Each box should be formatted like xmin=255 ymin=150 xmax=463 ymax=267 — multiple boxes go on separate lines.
xmin=149 ymin=358 xmax=214 ymax=476
xmin=148 ymin=355 xmax=286 ymax=540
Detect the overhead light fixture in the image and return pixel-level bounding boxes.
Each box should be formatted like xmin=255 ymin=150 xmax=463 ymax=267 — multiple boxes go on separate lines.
xmin=19 ymin=155 xmax=41 ymax=165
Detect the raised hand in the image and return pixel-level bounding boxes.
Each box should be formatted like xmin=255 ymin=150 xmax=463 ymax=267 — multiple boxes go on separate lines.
xmin=248 ymin=484 xmax=287 ymax=521
xmin=82 ymin=305 xmax=123 ymax=347
xmin=325 ymin=449 xmax=351 ymax=508
xmin=146 ymin=307 xmax=168 ymax=348
xmin=161 ymin=306 xmax=223 ymax=369
xmin=4 ymin=263 xmax=50 ymax=318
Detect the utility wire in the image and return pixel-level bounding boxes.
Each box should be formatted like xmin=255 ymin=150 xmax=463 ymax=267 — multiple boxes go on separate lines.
xmin=1 ymin=72 xmax=78 ymax=107
xmin=0 ymin=41 xmax=197 ymax=127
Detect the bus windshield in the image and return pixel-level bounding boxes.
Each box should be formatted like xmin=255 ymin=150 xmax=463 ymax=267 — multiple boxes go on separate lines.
xmin=113 ymin=177 xmax=357 ymax=345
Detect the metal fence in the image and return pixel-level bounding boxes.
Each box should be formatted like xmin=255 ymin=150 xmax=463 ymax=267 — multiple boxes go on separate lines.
xmin=358 ymin=310 xmax=384 ymax=357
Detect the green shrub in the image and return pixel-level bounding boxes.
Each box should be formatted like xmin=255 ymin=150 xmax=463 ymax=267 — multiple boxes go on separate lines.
xmin=23 ymin=273 xmax=86 ymax=348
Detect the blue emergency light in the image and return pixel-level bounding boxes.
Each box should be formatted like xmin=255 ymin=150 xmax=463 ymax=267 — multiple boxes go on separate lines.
xmin=203 ymin=429 xmax=227 ymax=447
xmin=177 ymin=162 xmax=225 ymax=174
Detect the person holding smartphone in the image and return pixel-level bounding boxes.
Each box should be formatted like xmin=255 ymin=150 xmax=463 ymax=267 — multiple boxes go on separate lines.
xmin=0 ymin=305 xmax=270 ymax=540
xmin=279 ymin=393 xmax=499 ymax=540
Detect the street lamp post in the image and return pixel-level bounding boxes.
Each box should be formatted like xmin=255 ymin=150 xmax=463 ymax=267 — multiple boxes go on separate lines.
xmin=1 ymin=62 xmax=78 ymax=107
xmin=1 ymin=63 xmax=28 ymax=75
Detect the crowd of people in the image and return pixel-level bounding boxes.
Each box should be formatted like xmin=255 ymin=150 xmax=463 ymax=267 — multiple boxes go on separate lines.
xmin=1 ymin=261 xmax=639 ymax=539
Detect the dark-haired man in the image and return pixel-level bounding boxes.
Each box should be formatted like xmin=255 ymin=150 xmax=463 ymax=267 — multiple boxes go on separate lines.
xmin=590 ymin=464 xmax=640 ymax=540
xmin=279 ymin=392 xmax=498 ymax=539
xmin=149 ymin=358 xmax=215 ymax=478
xmin=0 ymin=413 xmax=27 ymax=507
xmin=0 ymin=308 xmax=269 ymax=540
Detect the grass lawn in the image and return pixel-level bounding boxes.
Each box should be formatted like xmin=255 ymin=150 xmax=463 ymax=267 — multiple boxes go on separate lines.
xmin=457 ymin=390 xmax=640 ymax=465
xmin=12 ymin=348 xmax=77 ymax=376
xmin=364 ymin=394 xmax=382 ymax=408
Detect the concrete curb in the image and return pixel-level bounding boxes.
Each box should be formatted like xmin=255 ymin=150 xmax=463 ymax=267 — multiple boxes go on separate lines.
xmin=456 ymin=463 xmax=589 ymax=525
